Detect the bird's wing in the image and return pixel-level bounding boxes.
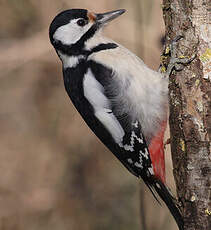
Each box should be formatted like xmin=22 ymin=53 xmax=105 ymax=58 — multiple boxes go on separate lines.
xmin=88 ymin=45 xmax=167 ymax=183
xmin=82 ymin=60 xmax=154 ymax=179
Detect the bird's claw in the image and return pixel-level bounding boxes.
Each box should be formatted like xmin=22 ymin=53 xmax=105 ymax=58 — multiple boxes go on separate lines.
xmin=160 ymin=35 xmax=196 ymax=77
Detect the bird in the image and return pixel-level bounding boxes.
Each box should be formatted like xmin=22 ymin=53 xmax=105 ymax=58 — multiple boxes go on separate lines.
xmin=49 ymin=9 xmax=183 ymax=230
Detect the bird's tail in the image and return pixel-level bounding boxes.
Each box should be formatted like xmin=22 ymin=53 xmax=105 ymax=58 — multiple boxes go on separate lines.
xmin=147 ymin=122 xmax=183 ymax=230
xmin=144 ymin=176 xmax=184 ymax=230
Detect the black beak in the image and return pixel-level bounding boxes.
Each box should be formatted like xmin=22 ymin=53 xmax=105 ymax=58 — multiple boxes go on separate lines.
xmin=95 ymin=9 xmax=126 ymax=25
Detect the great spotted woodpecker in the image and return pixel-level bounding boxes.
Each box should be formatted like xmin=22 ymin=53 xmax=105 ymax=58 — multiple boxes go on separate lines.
xmin=49 ymin=9 xmax=185 ymax=230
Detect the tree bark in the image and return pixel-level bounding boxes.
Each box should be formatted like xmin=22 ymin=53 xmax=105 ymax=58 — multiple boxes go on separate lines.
xmin=162 ymin=0 xmax=211 ymax=230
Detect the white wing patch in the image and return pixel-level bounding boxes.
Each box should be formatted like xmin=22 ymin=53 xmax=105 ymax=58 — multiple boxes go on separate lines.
xmin=83 ymin=69 xmax=125 ymax=144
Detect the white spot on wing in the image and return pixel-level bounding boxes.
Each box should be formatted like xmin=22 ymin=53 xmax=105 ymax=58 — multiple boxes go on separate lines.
xmin=135 ymin=162 xmax=143 ymax=169
xmin=83 ymin=69 xmax=125 ymax=144
xmin=140 ymin=148 xmax=149 ymax=159
xmin=132 ymin=121 xmax=138 ymax=128
xmin=134 ymin=154 xmax=143 ymax=169
xmin=119 ymin=131 xmax=143 ymax=151
xmin=127 ymin=158 xmax=133 ymax=164
xmin=148 ymin=167 xmax=154 ymax=175
xmin=155 ymin=182 xmax=161 ymax=189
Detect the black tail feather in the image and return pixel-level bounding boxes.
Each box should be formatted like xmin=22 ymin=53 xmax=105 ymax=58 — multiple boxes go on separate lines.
xmin=142 ymin=176 xmax=184 ymax=230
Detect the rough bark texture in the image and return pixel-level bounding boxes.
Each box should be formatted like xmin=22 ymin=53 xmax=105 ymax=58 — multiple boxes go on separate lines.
xmin=162 ymin=0 xmax=211 ymax=230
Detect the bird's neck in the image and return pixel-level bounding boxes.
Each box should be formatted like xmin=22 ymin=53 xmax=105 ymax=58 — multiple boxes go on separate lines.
xmin=58 ymin=44 xmax=118 ymax=70
xmin=84 ymin=32 xmax=114 ymax=50
xmin=55 ymin=30 xmax=115 ymax=55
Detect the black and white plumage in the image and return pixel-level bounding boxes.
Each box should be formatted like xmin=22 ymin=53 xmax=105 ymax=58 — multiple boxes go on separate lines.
xmin=49 ymin=9 xmax=183 ymax=230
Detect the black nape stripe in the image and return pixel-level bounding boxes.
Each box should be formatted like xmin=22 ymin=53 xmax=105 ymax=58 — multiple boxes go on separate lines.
xmin=89 ymin=43 xmax=118 ymax=54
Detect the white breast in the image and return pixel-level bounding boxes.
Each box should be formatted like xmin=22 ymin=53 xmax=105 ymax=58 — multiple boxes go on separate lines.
xmin=87 ymin=35 xmax=168 ymax=143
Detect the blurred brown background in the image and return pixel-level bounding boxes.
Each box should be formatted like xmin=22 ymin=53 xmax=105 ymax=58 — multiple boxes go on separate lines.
xmin=0 ymin=0 xmax=177 ymax=229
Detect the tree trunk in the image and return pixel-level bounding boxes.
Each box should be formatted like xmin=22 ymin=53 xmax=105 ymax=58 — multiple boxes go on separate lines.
xmin=162 ymin=0 xmax=211 ymax=230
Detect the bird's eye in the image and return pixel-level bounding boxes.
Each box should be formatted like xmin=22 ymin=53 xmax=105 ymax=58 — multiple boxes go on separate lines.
xmin=77 ymin=19 xmax=87 ymax=27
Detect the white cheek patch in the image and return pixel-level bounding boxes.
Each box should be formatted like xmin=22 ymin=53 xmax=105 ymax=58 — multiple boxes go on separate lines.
xmin=53 ymin=19 xmax=93 ymax=45
xmin=83 ymin=69 xmax=125 ymax=144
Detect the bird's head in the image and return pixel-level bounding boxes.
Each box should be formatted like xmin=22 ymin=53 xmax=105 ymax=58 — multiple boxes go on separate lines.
xmin=49 ymin=9 xmax=125 ymax=53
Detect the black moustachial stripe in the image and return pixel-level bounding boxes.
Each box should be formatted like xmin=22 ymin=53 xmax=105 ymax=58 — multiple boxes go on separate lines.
xmin=55 ymin=38 xmax=118 ymax=57
xmin=57 ymin=42 xmax=118 ymax=68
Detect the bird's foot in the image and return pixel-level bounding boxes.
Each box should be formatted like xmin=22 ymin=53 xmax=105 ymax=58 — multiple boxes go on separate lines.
xmin=164 ymin=138 xmax=171 ymax=149
xmin=160 ymin=35 xmax=196 ymax=77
